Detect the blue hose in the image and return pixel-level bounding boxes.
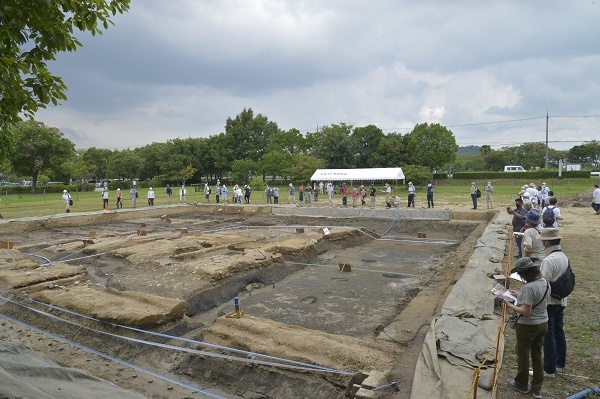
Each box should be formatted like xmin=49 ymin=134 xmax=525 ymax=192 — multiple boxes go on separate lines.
xmin=565 ymin=388 xmax=600 ymax=399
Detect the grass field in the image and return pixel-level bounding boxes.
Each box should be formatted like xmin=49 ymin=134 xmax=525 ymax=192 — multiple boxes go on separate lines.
xmin=1 ymin=177 xmax=597 ymax=219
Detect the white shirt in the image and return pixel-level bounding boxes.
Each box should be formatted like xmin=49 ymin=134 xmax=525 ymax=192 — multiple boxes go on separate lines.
xmin=593 ymin=187 xmax=600 ymax=204
xmin=148 ymin=189 xmax=155 ymax=199
xmin=541 ymin=205 xmax=561 ymax=228
xmin=408 ymin=184 xmax=415 ymax=194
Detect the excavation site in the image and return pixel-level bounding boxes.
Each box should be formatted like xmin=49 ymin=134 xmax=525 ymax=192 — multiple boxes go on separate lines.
xmin=0 ymin=204 xmax=508 ymax=399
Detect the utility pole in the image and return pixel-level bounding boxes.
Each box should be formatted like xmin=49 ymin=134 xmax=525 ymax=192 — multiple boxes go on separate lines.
xmin=544 ymin=111 xmax=549 ymax=168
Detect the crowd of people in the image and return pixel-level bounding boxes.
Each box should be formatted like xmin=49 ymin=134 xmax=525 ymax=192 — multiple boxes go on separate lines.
xmin=501 ymin=181 xmax=575 ymax=398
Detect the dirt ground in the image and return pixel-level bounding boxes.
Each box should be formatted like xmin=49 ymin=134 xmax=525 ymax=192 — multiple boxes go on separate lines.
xmin=0 ymin=190 xmax=597 ymax=399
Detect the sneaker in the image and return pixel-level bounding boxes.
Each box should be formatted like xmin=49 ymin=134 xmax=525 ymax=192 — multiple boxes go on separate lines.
xmin=532 ymin=390 xmax=542 ymax=399
xmin=507 ymin=378 xmax=530 ymax=394
xmin=528 ymin=370 xmax=555 ymax=378
xmin=555 ymin=366 xmax=564 ymax=373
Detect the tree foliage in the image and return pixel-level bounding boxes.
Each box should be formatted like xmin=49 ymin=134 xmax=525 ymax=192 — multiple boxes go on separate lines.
xmin=405 ymin=123 xmax=458 ymax=171
xmin=307 ymin=123 xmax=356 ymax=168
xmin=568 ymin=140 xmax=600 ymax=167
xmin=0 ymin=0 xmax=131 ymax=163
xmin=9 ymin=120 xmax=75 ymax=192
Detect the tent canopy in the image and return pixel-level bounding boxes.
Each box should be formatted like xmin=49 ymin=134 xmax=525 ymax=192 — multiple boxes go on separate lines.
xmin=310 ymin=168 xmax=405 ymax=182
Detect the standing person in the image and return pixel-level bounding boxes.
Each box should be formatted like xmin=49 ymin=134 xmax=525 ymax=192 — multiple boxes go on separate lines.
xmin=288 ymin=183 xmax=295 ymax=204
xmin=341 ymin=183 xmax=348 ymax=207
xmin=592 ymin=184 xmax=600 ymax=215
xmin=369 ymin=184 xmax=377 ymax=208
xmin=313 ymin=183 xmax=318 ymax=201
xmin=179 ymin=185 xmax=186 ymax=203
xmin=244 ymin=184 xmax=251 ymax=204
xmin=407 ymin=182 xmax=415 ymax=208
xmin=232 ymin=184 xmax=239 ymax=204
xmin=102 ymin=187 xmax=109 ymax=210
xmin=327 ymin=182 xmax=334 ymax=206
xmin=504 ymin=257 xmax=549 ymax=399
xmin=147 ymin=187 xmax=155 ymax=206
xmin=470 ymin=182 xmax=478 ymax=210
xmin=165 ymin=184 xmax=172 ymax=203
xmin=62 ymin=189 xmax=72 ymax=213
xmin=305 ymin=183 xmax=312 ymax=203
xmin=540 ymin=183 xmax=550 ymax=208
xmin=130 ymin=186 xmax=137 ymax=208
xmin=522 ymin=210 xmax=544 ymax=260
xmin=528 ymin=183 xmax=539 ymax=210
xmin=204 ymin=183 xmax=211 ymax=202
xmin=485 ymin=181 xmax=494 ymax=209
xmin=216 ymin=184 xmax=221 ymax=203
xmin=351 ymin=186 xmax=359 ymax=207
xmin=426 ymin=180 xmax=435 ymax=208
xmin=319 ymin=181 xmax=324 ymax=195
xmin=360 ymin=185 xmax=367 ymax=206
xmin=539 ymin=228 xmax=569 ymax=377
xmin=507 ymin=198 xmax=528 ymax=258
xmin=265 ymin=185 xmax=272 ymax=204
xmin=541 ymin=197 xmax=562 ymax=228
xmin=273 ymin=186 xmax=279 ymax=204
xmin=384 ymin=183 xmax=392 ymax=208
xmin=236 ymin=185 xmax=243 ymax=203
xmin=298 ymin=184 xmax=304 ymax=202
xmin=221 ymin=184 xmax=228 ymax=204
xmin=116 ymin=188 xmax=123 ymax=209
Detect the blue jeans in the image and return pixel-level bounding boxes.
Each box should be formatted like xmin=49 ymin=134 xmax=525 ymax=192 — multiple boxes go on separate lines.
xmin=471 ymin=194 xmax=478 ymax=209
xmin=544 ymin=305 xmax=566 ymax=373
xmin=514 ymin=233 xmax=523 ymax=258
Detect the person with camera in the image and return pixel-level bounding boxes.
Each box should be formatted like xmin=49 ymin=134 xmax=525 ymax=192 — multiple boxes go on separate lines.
xmin=507 ymin=198 xmax=528 ymax=258
xmin=504 ymin=257 xmax=549 ymax=399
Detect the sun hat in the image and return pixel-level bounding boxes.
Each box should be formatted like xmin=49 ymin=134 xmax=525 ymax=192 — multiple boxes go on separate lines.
xmin=471 ymin=182 xmax=476 ymax=185
xmin=487 ymin=181 xmax=491 ymax=185
xmin=510 ymin=257 xmax=541 ymax=274
xmin=149 ymin=187 xmax=153 ymax=190
xmin=117 ymin=188 xmax=120 ymax=191
xmin=540 ymin=228 xmax=562 ymax=240
xmin=523 ymin=210 xmax=540 ymax=225
xmin=542 ymin=182 xmax=546 ymax=186
xmin=63 ymin=190 xmax=67 ymax=193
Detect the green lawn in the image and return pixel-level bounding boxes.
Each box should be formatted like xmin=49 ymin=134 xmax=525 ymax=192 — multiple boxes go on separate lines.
xmin=0 ymin=178 xmax=596 ymax=219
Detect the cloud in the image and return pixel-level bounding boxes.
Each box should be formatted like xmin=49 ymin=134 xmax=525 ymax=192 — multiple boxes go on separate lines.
xmin=35 ymin=0 xmax=600 ymax=151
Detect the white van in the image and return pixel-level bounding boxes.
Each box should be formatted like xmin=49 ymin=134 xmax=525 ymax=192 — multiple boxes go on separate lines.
xmin=504 ymin=165 xmax=526 ymax=172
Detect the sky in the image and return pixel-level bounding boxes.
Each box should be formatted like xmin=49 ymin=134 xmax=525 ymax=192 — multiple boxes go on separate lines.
xmin=35 ymin=1 xmax=600 ymax=152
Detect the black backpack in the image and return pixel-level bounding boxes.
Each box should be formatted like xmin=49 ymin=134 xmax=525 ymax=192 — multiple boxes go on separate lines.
xmin=543 ymin=206 xmax=556 ymax=226
xmin=549 ymin=260 xmax=575 ymax=300
xmin=476 ymin=189 xmax=481 ymax=198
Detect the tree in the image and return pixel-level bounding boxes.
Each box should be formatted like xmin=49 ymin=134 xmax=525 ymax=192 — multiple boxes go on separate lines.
xmin=230 ymin=159 xmax=258 ymax=183
xmin=223 ymin=108 xmax=280 ymax=162
xmin=351 ymin=125 xmax=385 ymax=168
xmin=568 ymin=140 xmax=600 ymax=167
xmin=405 ymin=123 xmax=458 ymax=171
xmin=369 ymin=132 xmax=407 ymax=167
xmin=287 ymin=154 xmax=326 ymax=183
xmin=307 ymin=123 xmax=356 ymax=168
xmin=0 ymin=0 xmax=131 ymax=163
xmin=106 ymin=150 xmax=142 ymax=180
xmin=9 ymin=120 xmax=76 ymax=192
xmin=81 ymin=147 xmax=113 ymax=180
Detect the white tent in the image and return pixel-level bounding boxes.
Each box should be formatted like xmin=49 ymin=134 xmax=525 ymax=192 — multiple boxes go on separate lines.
xmin=310 ymin=168 xmax=405 ymax=182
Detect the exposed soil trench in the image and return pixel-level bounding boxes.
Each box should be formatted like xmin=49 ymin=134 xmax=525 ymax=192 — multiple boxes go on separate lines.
xmin=0 ymin=206 xmax=492 ymax=399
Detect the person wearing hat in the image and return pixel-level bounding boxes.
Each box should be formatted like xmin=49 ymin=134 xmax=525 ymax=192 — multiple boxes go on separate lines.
xmin=407 ymin=181 xmax=415 ymax=208
xmin=527 ymin=183 xmax=539 ymax=210
xmin=538 ymin=228 xmax=569 ymax=377
xmin=101 ymin=186 xmax=109 ymax=210
xmin=384 ymin=183 xmax=392 ymax=208
xmin=148 ymin=187 xmax=155 ymax=206
xmin=62 ymin=189 xmax=72 ymax=213
xmin=426 ymin=180 xmax=435 ymax=208
xmin=360 ymin=185 xmax=367 ymax=206
xmin=470 ymin=182 xmax=478 ymax=210
xmin=288 ymin=183 xmax=295 ymax=204
xmin=522 ymin=210 xmax=544 ymax=260
xmin=507 ymin=198 xmax=528 ymax=258
xmin=504 ymin=257 xmax=549 ymax=398
xmin=116 ymin=188 xmax=123 ymax=209
xmin=540 ymin=183 xmax=550 ymax=208
xmin=485 ymin=181 xmax=494 ymax=209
